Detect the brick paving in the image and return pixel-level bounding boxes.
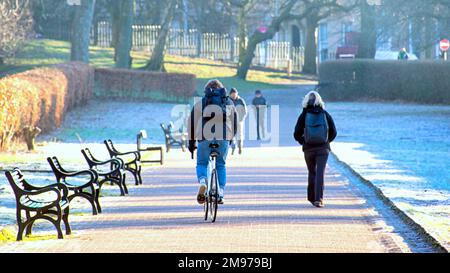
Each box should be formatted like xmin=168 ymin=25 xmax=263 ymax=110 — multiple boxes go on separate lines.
xmin=0 ymin=147 xmax=416 ymax=253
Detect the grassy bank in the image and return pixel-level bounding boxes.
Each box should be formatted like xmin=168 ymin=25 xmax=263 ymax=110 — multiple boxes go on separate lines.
xmin=0 ymin=39 xmax=315 ymax=94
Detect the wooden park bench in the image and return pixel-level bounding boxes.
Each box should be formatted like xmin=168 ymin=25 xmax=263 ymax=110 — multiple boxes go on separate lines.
xmin=137 ymin=130 xmax=163 ymax=165
xmin=160 ymin=123 xmax=187 ymax=152
xmin=81 ymin=148 xmax=128 ymax=196
xmin=47 ymin=156 xmax=101 ymax=215
xmin=5 ymin=168 xmax=71 ymax=241
xmin=104 ymin=139 xmax=143 ymax=186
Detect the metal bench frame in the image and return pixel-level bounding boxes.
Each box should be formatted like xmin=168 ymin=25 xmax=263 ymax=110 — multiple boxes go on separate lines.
xmin=47 ymin=156 xmax=101 ymax=215
xmin=160 ymin=123 xmax=187 ymax=152
xmin=81 ymin=148 xmax=128 ymax=196
xmin=104 ymin=139 xmax=143 ymax=186
xmin=5 ymin=168 xmax=71 ymax=241
xmin=136 ymin=130 xmax=163 ymax=165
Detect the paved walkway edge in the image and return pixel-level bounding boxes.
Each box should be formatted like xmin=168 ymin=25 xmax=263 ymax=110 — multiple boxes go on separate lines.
xmin=330 ymin=152 xmax=448 ymax=253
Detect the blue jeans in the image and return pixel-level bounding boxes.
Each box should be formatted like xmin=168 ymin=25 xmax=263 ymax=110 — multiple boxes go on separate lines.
xmin=196 ymin=140 xmax=229 ymax=190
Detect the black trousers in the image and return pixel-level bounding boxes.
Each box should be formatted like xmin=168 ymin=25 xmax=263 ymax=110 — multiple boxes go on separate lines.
xmin=304 ymin=149 xmax=329 ymax=203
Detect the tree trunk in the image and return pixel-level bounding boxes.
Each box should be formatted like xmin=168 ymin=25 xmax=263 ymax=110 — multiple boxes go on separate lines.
xmin=357 ymin=0 xmax=377 ymax=59
xmin=110 ymin=2 xmax=121 ymax=61
xmin=144 ymin=0 xmax=176 ymax=72
xmin=70 ymin=0 xmax=96 ymax=63
xmin=237 ymin=6 xmax=248 ymax=67
xmin=115 ymin=0 xmax=134 ymax=68
xmin=424 ymin=16 xmax=435 ymax=59
xmin=303 ymin=15 xmax=319 ymax=75
xmin=22 ymin=126 xmax=41 ymax=151
xmin=236 ymin=0 xmax=297 ymax=80
xmin=237 ymin=37 xmax=259 ymax=79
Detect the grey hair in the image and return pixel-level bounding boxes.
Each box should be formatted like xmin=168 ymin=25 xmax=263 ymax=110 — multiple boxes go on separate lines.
xmin=302 ymin=90 xmax=325 ymax=109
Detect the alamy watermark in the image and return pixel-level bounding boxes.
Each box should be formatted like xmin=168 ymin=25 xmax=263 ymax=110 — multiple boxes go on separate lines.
xmin=170 ymin=100 xmax=280 ymax=147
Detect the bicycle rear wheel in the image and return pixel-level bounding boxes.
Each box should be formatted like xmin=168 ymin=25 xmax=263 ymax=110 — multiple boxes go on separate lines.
xmin=204 ymin=188 xmax=209 ymax=221
xmin=209 ymin=169 xmax=219 ymax=222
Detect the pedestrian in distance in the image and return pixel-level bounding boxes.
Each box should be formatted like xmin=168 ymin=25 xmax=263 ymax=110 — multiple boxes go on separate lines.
xmin=252 ymin=90 xmax=267 ymax=141
xmin=229 ymin=88 xmax=248 ymax=155
xmin=398 ymin=47 xmax=409 ymax=60
xmin=294 ymin=91 xmax=337 ymax=208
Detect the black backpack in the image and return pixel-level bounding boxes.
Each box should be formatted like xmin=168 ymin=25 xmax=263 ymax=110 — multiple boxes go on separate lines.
xmin=203 ymin=88 xmax=228 ymax=114
xmin=304 ymin=111 xmax=329 ymax=145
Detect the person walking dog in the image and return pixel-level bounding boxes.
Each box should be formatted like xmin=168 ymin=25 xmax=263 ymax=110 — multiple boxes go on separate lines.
xmin=294 ymin=91 xmax=337 ymax=208
xmin=229 ymin=88 xmax=247 ymax=155
xmin=188 ymin=79 xmax=237 ymax=205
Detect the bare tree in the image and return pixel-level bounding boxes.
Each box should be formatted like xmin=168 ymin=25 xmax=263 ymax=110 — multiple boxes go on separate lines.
xmin=357 ymin=0 xmax=377 ymax=58
xmin=0 ymin=0 xmax=33 ymax=65
xmin=302 ymin=0 xmax=356 ymax=74
xmin=144 ymin=0 xmax=177 ymax=72
xmin=236 ymin=0 xmax=299 ymax=79
xmin=70 ymin=0 xmax=96 ymax=63
xmin=115 ymin=0 xmax=134 ymax=68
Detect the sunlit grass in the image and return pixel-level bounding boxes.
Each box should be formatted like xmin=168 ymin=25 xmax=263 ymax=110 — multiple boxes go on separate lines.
xmin=0 ymin=39 xmax=315 ymax=94
xmin=0 ymin=227 xmax=58 ymax=245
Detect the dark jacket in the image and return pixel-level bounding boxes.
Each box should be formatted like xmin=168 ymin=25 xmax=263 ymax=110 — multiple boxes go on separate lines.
xmin=252 ymin=96 xmax=267 ymax=107
xmin=188 ymin=89 xmax=238 ymax=142
xmin=293 ymin=106 xmax=337 ymax=153
xmin=231 ymin=96 xmax=247 ymax=122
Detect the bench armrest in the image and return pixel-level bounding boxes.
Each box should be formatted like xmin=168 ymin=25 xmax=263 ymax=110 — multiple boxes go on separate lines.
xmin=94 ymin=158 xmax=123 ymax=169
xmin=24 ymin=187 xmax=62 ymax=203
xmin=43 ymin=183 xmax=69 ymax=200
xmin=62 ymin=170 xmax=98 ymax=187
xmin=115 ymin=151 xmax=141 ymax=162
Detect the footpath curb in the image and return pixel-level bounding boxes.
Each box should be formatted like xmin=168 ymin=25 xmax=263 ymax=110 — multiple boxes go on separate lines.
xmin=330 ymin=152 xmax=448 ymax=253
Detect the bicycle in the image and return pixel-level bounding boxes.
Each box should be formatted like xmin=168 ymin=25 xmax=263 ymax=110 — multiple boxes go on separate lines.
xmin=192 ymin=142 xmax=221 ymax=223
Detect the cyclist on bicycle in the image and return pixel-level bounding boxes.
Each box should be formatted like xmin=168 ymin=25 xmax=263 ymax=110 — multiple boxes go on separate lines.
xmin=188 ymin=79 xmax=237 ymax=205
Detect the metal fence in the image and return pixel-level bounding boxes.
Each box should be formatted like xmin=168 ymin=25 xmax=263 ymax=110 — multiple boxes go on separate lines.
xmin=94 ymin=21 xmax=305 ymax=72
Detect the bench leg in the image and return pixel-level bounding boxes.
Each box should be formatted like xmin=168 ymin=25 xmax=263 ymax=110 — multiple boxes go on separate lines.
xmin=95 ymin=188 xmax=102 ymax=214
xmin=54 ymin=209 xmax=64 ymax=239
xmin=63 ymin=207 xmax=71 ymax=235
xmin=16 ymin=209 xmax=25 ymax=241
xmin=25 ymin=211 xmax=32 ymax=236
xmin=117 ymin=179 xmax=125 ymax=196
xmin=71 ymin=191 xmax=98 ymax=215
xmin=122 ymin=173 xmax=128 ymax=194
xmin=138 ymin=166 xmax=143 ymax=185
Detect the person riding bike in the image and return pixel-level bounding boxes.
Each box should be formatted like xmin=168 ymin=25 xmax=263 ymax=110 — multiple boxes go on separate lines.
xmin=188 ymin=79 xmax=237 ymax=205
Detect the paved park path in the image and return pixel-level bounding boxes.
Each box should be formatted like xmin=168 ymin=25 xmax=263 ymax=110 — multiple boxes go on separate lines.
xmin=0 ymin=147 xmax=429 ymax=253
xmin=0 ymin=87 xmax=438 ymax=253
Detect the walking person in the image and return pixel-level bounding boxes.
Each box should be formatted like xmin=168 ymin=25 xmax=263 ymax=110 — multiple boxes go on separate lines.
xmin=398 ymin=47 xmax=409 ymax=60
xmin=252 ymin=90 xmax=267 ymax=140
xmin=188 ymin=79 xmax=237 ymax=205
xmin=294 ymin=91 xmax=337 ymax=208
xmin=229 ymin=88 xmax=247 ymax=155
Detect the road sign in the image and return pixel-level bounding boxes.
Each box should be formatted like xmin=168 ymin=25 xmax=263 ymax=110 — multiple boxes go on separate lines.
xmin=440 ymin=39 xmax=450 ymax=52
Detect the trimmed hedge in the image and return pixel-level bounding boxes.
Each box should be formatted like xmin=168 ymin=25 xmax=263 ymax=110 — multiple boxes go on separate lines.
xmin=319 ymin=60 xmax=450 ymax=104
xmin=0 ymin=62 xmax=94 ymax=150
xmin=94 ymin=68 xmax=197 ymax=102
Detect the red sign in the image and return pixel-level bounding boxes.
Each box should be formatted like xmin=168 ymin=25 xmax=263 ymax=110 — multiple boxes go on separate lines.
xmin=257 ymin=26 xmax=268 ymax=34
xmin=440 ymin=39 xmax=450 ymax=51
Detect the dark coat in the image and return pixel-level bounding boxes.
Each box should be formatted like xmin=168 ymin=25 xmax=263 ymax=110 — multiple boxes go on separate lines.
xmin=252 ymin=96 xmax=267 ymax=106
xmin=294 ymin=106 xmax=337 ymax=153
